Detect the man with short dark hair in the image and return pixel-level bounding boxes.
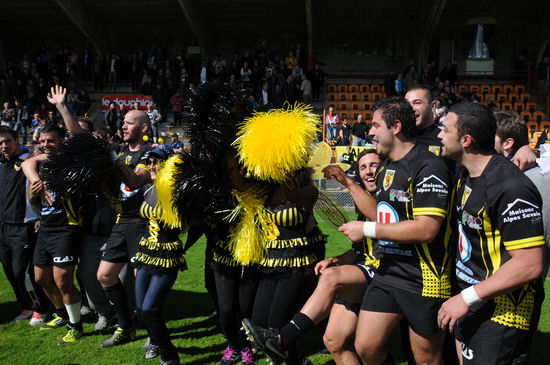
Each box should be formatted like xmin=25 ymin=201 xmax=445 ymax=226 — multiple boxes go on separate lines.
xmin=340 ymin=96 xmax=453 ymax=365
xmin=437 ymin=103 xmax=545 ymax=364
xmin=0 ymin=126 xmax=49 ymax=324
xmin=22 ymin=124 xmax=84 ymax=344
xmin=351 ymin=115 xmax=370 ymax=146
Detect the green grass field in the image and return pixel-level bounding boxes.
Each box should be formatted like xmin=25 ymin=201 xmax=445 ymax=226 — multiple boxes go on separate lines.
xmin=0 ymin=213 xmax=549 ymax=364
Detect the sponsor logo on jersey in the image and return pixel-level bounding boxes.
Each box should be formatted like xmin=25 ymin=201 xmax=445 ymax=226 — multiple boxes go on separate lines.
xmin=383 ymin=169 xmax=395 ymax=191
xmin=125 ymin=155 xmax=132 ymax=165
xmin=416 ymin=175 xmax=448 ymax=195
xmin=120 ymin=182 xmax=138 ymax=201
xmin=461 ymin=211 xmax=482 ymax=230
xmin=461 ymin=343 xmax=474 ymax=360
xmin=458 ymin=222 xmax=472 ymax=262
xmin=389 ymin=189 xmax=410 ymax=202
xmin=14 ymin=162 xmax=21 ymax=171
xmin=461 ymin=185 xmax=472 ymax=208
xmin=53 ymin=256 xmax=74 ymax=263
xmin=376 ymin=201 xmax=409 ymax=254
xmin=428 ymin=145 xmax=441 ymax=156
xmin=501 ymin=199 xmax=541 ymax=224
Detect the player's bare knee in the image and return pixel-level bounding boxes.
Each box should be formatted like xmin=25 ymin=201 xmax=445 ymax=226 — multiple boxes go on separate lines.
xmin=323 ymin=331 xmax=346 ymax=353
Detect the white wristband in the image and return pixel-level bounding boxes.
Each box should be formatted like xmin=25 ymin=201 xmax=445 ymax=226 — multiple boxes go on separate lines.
xmin=362 ymin=221 xmax=377 ymax=238
xmin=461 ymin=286 xmax=482 ymax=307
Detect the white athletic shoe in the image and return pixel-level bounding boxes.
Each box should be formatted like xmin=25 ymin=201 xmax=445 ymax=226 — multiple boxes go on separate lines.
xmin=29 ymin=312 xmax=47 ymax=326
xmin=13 ymin=310 xmax=33 ymax=322
xmin=81 ymin=306 xmax=92 ymax=316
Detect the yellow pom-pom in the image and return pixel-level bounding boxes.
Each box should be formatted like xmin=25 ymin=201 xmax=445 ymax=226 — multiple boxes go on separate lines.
xmin=143 ymin=135 xmax=149 ymax=142
xmin=158 ymin=138 xmax=165 ymax=144
xmin=154 ymin=154 xmax=184 ymax=229
xmin=233 ymin=103 xmax=319 ymax=182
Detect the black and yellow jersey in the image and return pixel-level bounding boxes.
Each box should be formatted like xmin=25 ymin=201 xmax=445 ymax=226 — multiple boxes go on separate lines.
xmin=455 ymin=154 xmax=545 ymax=330
xmin=135 ymin=184 xmax=185 ymax=272
xmin=0 ymin=154 xmax=27 ymax=224
xmin=117 ymin=142 xmax=152 ymax=220
xmin=37 ymin=161 xmax=82 ymax=227
xmin=353 ymin=213 xmax=382 ymax=269
xmin=416 ymin=123 xmax=443 ymax=157
xmin=372 ymin=144 xmax=453 ymax=298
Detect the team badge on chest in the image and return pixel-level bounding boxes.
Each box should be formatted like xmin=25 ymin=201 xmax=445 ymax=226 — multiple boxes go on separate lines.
xmin=383 ymin=169 xmax=395 ymax=191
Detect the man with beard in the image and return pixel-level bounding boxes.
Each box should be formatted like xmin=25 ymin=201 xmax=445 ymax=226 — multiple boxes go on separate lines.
xmin=339 ymin=97 xmax=453 ymax=365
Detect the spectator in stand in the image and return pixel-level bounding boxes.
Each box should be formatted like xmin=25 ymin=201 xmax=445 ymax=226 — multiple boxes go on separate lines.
xmin=145 ymin=103 xmax=162 ymax=142
xmin=248 ymin=94 xmax=258 ymax=111
xmin=404 ymin=65 xmax=418 ymax=89
xmin=336 ymin=116 xmax=352 ymax=146
xmin=351 ymin=114 xmax=370 ymax=146
xmin=105 ymin=102 xmax=118 ymax=134
xmin=285 ymin=76 xmax=297 ymax=104
xmin=75 ymin=89 xmax=90 ymax=116
xmin=116 ymin=103 xmax=127 ymax=132
xmin=108 ymin=53 xmax=119 ymax=91
xmin=169 ymin=132 xmax=183 ymax=154
xmin=284 ymin=50 xmax=298 ymax=77
xmin=241 ymin=62 xmax=252 ymax=87
xmin=256 ymin=83 xmax=271 ymax=111
xmin=384 ymin=71 xmax=396 ymax=97
xmin=170 ymin=91 xmax=185 ymax=126
xmin=65 ymin=89 xmax=78 ymax=115
xmin=199 ymin=59 xmax=209 ymax=84
xmin=325 ymin=105 xmax=339 ymax=143
xmin=300 ymin=75 xmax=312 ymax=105
xmin=272 ymin=84 xmax=285 ymax=109
xmin=311 ymin=63 xmax=325 ymax=101
xmin=31 ymin=113 xmax=41 ymax=132
xmin=13 ymin=99 xmax=29 ymax=145
xmin=152 ymin=83 xmax=169 ymax=122
xmin=439 ymin=61 xmax=457 ymax=86
xmin=394 ymin=72 xmax=404 ymax=96
xmin=1 ymin=101 xmax=15 ymax=128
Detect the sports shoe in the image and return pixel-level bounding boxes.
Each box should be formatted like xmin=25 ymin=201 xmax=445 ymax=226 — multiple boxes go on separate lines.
xmin=141 ymin=337 xmax=151 ymax=351
xmin=13 ymin=309 xmax=33 ymax=322
xmin=241 ymin=318 xmax=285 ymax=361
xmin=80 ymin=305 xmax=92 ymax=316
xmin=241 ymin=346 xmax=255 ymax=365
xmin=95 ymin=313 xmax=117 ymax=332
xmin=40 ymin=313 xmax=67 ymax=330
xmin=29 ymin=312 xmax=47 ymax=326
xmin=58 ymin=327 xmax=83 ymax=345
xmin=99 ymin=326 xmax=136 ymax=348
xmin=145 ymin=344 xmax=159 ymax=359
xmin=220 ymin=345 xmax=240 ymax=365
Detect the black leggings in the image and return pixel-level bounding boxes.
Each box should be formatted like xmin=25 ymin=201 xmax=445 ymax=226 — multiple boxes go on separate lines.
xmin=135 ymin=268 xmax=178 ymax=361
xmin=252 ymin=269 xmax=317 ymax=364
xmin=213 ymin=267 xmax=259 ymax=349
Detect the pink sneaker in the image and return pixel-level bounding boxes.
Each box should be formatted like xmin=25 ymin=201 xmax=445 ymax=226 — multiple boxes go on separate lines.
xmin=241 ymin=346 xmax=255 ymax=365
xmin=13 ymin=309 xmax=32 ymax=322
xmin=220 ymin=345 xmax=240 ymax=364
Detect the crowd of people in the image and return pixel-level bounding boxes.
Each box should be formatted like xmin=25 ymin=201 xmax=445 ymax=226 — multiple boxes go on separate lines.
xmin=0 ymin=65 xmax=549 ymax=365
xmin=0 ymin=43 xmax=326 ymax=143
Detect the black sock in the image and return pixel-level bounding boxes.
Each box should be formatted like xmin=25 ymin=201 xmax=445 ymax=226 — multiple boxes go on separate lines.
xmin=68 ymin=321 xmax=83 ymax=331
xmin=104 ymin=282 xmax=132 ymax=330
xmin=56 ymin=307 xmax=68 ymax=320
xmin=279 ymin=313 xmax=314 ymax=349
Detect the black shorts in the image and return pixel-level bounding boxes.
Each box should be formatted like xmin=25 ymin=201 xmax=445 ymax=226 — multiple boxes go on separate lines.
xmin=361 ymin=282 xmax=443 ymax=334
xmin=455 ymin=301 xmax=541 ymax=365
xmin=34 ymin=225 xmax=81 ymax=268
xmin=102 ymin=219 xmax=147 ymax=267
xmin=333 ymin=264 xmax=376 ymax=316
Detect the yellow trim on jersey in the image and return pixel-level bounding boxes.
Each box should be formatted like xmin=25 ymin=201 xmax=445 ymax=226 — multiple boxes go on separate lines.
xmin=136 ymin=163 xmax=149 ymax=172
xmin=505 ymin=236 xmax=545 ymax=250
xmin=491 ymin=288 xmax=535 ymax=330
xmin=64 ymin=199 xmax=83 ymax=226
xmin=478 ymin=204 xmax=490 ymax=280
xmin=412 ymin=207 xmax=447 ymax=218
xmin=485 ymin=211 xmax=501 ymax=272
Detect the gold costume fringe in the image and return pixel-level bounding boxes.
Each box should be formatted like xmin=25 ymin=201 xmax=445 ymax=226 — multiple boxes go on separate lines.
xmin=134 ymin=252 xmax=186 ymax=269
xmin=224 ymin=187 xmax=279 ymax=265
xmin=155 ymin=154 xmax=183 ymax=229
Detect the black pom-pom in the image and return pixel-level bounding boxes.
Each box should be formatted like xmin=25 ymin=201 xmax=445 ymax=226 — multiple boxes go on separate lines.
xmin=40 ymin=133 xmax=121 ymax=200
